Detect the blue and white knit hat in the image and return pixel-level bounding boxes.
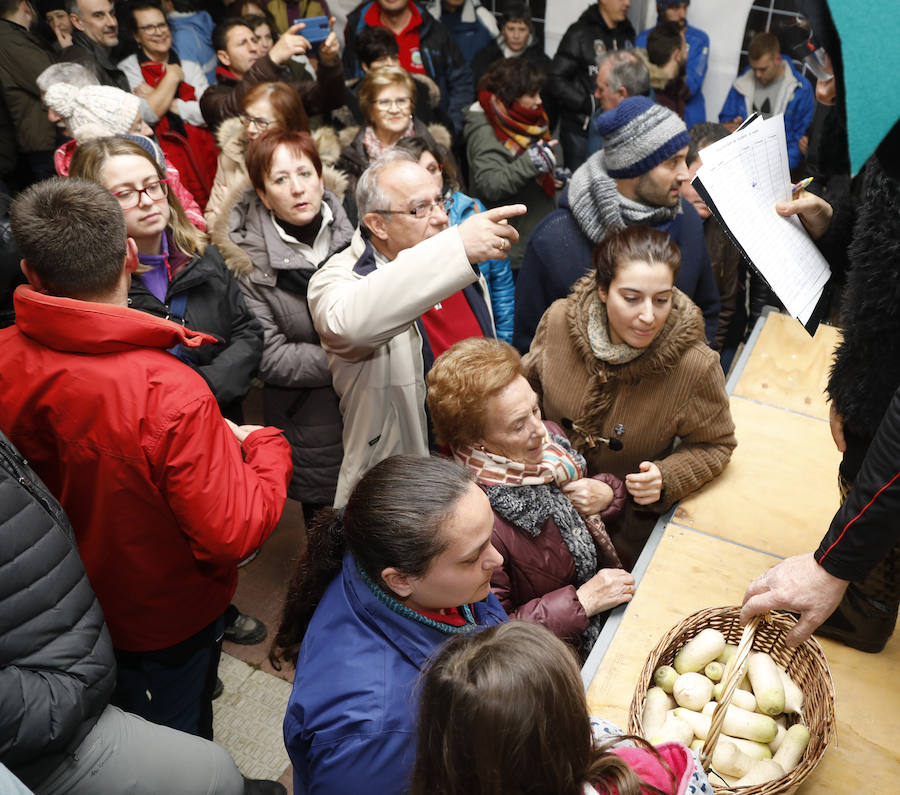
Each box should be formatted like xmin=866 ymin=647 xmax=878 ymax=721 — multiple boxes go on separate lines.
xmin=595 ymin=97 xmax=690 ymax=179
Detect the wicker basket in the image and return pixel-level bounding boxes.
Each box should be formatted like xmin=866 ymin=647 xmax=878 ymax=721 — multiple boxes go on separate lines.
xmin=627 ymin=607 xmax=835 ymax=793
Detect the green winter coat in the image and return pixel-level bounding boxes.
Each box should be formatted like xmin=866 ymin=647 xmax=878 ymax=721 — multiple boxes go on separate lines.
xmin=463 ymin=101 xmax=558 ymax=269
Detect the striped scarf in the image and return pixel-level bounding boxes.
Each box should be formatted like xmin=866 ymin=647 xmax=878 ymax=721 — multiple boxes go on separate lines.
xmin=479 ymin=89 xmax=556 ymax=197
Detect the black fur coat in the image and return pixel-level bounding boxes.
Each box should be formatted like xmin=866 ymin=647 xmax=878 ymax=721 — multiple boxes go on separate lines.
xmin=827 ymin=156 xmax=900 ymax=443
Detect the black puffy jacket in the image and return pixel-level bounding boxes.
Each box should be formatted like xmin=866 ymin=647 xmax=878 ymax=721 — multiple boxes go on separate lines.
xmin=0 ymin=430 xmax=116 ymax=791
xmin=817 ymin=382 xmax=900 ymax=582
xmin=127 ymin=241 xmax=263 ymax=412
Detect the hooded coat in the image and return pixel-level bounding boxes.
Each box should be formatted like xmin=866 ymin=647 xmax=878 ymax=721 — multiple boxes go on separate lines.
xmin=0 ymin=287 xmax=291 ymax=651
xmin=523 ymin=276 xmax=735 ymax=566
xmin=217 ymin=188 xmax=354 ymax=505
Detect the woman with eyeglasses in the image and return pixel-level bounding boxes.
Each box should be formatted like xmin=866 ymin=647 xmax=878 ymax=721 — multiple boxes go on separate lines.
xmin=117 ymin=2 xmax=219 ymax=209
xmin=337 ymin=65 xmax=447 ymax=224
xmin=70 ymin=136 xmax=263 ymax=425
xmin=206 ymin=81 xmax=346 ymax=230
xmin=212 ymin=129 xmax=352 ymax=522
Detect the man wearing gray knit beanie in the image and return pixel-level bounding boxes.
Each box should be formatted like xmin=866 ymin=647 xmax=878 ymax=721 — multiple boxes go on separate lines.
xmin=513 ymin=95 xmax=720 ymax=354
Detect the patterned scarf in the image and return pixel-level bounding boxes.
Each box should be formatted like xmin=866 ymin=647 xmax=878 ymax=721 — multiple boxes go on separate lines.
xmin=587 ymin=295 xmax=646 ymax=364
xmin=478 ymin=89 xmax=555 ymax=198
xmin=567 ymin=153 xmax=681 ymax=244
xmin=453 ymin=429 xmax=621 ymax=653
xmin=362 ymin=119 xmax=416 ymax=161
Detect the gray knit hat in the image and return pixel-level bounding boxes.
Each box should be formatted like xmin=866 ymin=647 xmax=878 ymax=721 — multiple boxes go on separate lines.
xmin=595 ymin=96 xmax=689 ymax=178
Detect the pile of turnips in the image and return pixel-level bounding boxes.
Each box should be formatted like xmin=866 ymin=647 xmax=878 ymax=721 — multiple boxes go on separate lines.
xmin=641 ymin=628 xmax=811 ymax=788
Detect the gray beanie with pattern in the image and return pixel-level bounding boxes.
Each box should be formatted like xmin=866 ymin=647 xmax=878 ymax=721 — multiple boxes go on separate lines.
xmin=595 ymin=96 xmax=689 ymax=178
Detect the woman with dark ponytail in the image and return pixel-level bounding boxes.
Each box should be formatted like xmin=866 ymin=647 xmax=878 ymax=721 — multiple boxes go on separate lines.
xmin=270 ymin=455 xmax=507 ymax=795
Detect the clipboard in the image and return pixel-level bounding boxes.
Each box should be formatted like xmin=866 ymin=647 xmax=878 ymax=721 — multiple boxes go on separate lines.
xmin=691 ymin=114 xmax=831 ymax=336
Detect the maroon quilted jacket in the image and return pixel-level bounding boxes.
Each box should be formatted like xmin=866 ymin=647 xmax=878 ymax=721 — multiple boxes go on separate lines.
xmin=488 ymin=421 xmax=626 ymax=642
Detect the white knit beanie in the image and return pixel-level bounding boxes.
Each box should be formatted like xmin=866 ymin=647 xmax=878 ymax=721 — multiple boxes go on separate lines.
xmin=43 ymin=83 xmax=142 ymax=142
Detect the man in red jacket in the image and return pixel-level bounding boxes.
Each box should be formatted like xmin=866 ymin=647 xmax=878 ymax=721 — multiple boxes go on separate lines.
xmin=0 ymin=177 xmax=293 ymax=742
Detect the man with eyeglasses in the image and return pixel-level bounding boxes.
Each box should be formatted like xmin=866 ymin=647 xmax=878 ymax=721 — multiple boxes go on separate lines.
xmin=308 ymin=150 xmax=526 ymax=507
xmin=200 ymin=16 xmax=345 ymax=133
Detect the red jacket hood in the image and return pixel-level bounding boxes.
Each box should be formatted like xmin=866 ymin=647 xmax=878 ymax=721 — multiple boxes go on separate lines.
xmin=13 ymin=285 xmax=219 ymax=353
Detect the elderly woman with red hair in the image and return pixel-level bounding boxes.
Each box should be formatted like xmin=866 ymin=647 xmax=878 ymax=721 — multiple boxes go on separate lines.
xmin=222 ymin=129 xmax=353 ymax=520
xmin=427 ymin=337 xmax=634 ymax=655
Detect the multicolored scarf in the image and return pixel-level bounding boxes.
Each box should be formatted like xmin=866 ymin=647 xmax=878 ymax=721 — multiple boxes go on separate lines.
xmin=478 ymin=89 xmax=555 ymax=197
xmin=452 ymin=427 xmax=620 ymax=569
xmin=453 ymin=427 xmax=621 ymax=653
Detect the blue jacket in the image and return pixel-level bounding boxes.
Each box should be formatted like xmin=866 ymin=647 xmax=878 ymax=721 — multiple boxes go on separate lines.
xmin=284 ymin=552 xmax=507 ymax=794
xmin=167 ymin=10 xmax=217 ymax=85
xmin=513 ymin=188 xmax=720 ymax=353
xmin=636 ymin=22 xmax=709 ymax=128
xmin=343 ymin=2 xmax=474 ymax=134
xmin=450 ymin=191 xmax=514 ymax=343
xmin=719 ymin=55 xmax=814 ymax=170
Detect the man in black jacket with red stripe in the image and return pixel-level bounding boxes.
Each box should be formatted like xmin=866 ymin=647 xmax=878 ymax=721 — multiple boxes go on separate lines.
xmin=741 ymin=384 xmax=900 ymax=650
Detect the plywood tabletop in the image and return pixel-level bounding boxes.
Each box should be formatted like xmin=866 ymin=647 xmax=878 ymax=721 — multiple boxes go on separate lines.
xmin=584 ymin=312 xmax=900 ymax=792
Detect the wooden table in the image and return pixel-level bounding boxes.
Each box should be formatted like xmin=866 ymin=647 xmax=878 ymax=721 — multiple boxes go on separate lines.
xmin=582 ymin=312 xmax=900 ymax=792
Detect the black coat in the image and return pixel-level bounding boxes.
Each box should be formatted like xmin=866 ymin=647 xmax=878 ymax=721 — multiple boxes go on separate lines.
xmin=127 ymin=242 xmax=263 ymax=412
xmin=546 ymin=5 xmax=634 ymax=127
xmin=817 ymin=381 xmax=900 ymax=582
xmin=0 ymin=430 xmax=116 ymax=791
xmin=470 ymin=39 xmax=552 ymax=87
xmin=826 ymin=156 xmax=900 ymax=480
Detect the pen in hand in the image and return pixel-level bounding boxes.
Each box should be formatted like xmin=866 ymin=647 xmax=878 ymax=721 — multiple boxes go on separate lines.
xmin=791 ymin=176 xmax=814 ymax=195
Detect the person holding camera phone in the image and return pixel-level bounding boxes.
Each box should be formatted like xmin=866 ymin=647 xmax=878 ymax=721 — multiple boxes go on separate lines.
xmin=200 ymin=15 xmax=344 ymax=132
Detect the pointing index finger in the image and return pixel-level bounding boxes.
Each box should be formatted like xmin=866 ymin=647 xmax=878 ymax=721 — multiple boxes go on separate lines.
xmin=483 ymin=204 xmax=527 ymax=222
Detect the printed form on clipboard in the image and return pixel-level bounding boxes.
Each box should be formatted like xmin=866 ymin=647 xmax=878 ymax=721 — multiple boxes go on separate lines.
xmin=690 ymin=113 xmax=831 ymax=334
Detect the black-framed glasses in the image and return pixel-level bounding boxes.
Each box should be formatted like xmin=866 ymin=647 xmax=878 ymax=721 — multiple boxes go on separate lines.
xmin=240 ymin=113 xmax=273 ymax=130
xmin=376 ymin=196 xmax=453 ymax=219
xmin=137 ymin=22 xmax=169 ymax=33
xmin=111 ymin=179 xmax=168 ymax=209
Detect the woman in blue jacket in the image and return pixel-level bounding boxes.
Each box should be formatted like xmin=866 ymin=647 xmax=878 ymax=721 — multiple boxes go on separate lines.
xmin=396 ymin=135 xmax=515 ymax=343
xmin=270 ymin=455 xmax=507 ymax=795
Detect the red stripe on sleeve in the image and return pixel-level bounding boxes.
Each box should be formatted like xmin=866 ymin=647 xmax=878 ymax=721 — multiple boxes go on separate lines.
xmin=818 ymin=470 xmax=900 ymax=563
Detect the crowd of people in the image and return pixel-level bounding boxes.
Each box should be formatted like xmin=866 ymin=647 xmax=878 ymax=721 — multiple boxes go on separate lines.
xmin=0 ymin=1 xmax=895 ymax=794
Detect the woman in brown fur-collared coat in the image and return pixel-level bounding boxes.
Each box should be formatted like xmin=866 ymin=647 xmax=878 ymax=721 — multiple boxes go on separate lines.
xmin=523 ymin=226 xmax=736 ymax=567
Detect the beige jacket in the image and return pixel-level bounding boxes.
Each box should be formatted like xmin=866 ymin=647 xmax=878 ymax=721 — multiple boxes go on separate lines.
xmin=308 ymin=226 xmax=493 ymax=506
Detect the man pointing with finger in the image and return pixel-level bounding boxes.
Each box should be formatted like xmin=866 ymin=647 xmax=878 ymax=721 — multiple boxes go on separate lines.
xmin=309 ymin=149 xmax=526 ymax=506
